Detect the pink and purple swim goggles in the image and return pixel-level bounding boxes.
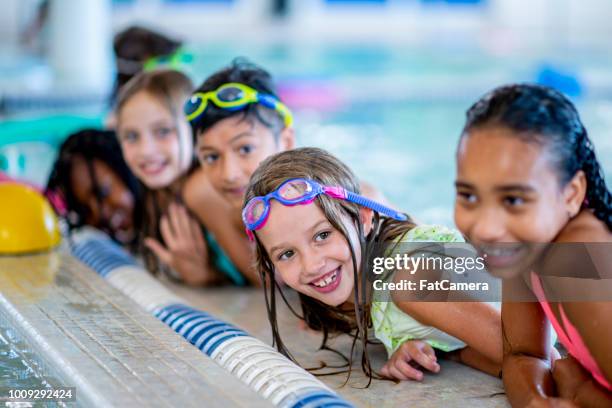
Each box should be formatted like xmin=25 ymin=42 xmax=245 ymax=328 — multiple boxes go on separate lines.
xmin=242 ymin=178 xmax=406 ymax=238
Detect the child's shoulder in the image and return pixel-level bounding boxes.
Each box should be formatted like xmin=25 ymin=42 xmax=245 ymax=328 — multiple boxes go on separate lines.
xmin=556 ymin=210 xmax=612 ymax=243
xmin=402 ymin=224 xmax=465 ymax=243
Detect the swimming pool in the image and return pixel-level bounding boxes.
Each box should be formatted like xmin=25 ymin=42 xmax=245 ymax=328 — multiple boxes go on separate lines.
xmin=2 ymin=43 xmax=611 ymax=225
xmin=190 ymin=43 xmax=612 ymax=225
xmin=0 ymin=319 xmax=67 ymax=407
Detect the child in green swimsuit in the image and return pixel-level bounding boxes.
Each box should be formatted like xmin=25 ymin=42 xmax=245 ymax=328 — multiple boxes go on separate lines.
xmin=243 ymin=147 xmax=503 ymax=382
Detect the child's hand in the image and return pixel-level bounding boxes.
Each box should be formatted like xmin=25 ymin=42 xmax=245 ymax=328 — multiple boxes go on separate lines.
xmin=145 ymin=202 xmax=212 ymax=285
xmin=552 ymin=355 xmax=590 ymax=400
xmin=380 ymin=340 xmax=440 ymax=381
xmin=525 ymin=396 xmax=579 ymax=408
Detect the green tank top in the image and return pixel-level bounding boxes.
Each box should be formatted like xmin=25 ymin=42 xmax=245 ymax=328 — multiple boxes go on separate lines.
xmin=371 ymin=224 xmax=468 ymax=356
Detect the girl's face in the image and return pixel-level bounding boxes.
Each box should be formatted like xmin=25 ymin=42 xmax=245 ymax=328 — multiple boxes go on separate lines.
xmin=70 ymin=157 xmax=135 ymax=244
xmin=454 ymin=127 xmax=579 ymax=277
xmin=117 ymin=91 xmax=193 ymax=189
xmin=256 ymin=201 xmax=359 ymax=307
xmin=196 ymin=116 xmax=294 ymax=211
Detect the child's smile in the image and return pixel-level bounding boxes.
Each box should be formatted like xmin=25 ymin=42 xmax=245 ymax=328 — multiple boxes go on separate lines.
xmin=118 ymin=91 xmax=192 ymax=189
xmin=256 ymin=200 xmax=358 ymax=306
xmin=454 ymin=128 xmax=581 ymax=278
xmin=309 ymin=266 xmax=342 ymax=293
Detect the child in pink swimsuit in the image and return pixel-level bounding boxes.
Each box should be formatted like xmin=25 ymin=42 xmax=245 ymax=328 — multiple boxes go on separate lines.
xmin=454 ymin=84 xmax=612 ymax=407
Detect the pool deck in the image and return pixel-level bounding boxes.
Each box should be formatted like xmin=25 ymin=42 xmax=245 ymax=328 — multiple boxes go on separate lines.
xmin=0 ymin=250 xmax=509 ymax=407
xmin=0 ymin=252 xmax=270 ymax=407
xmin=164 ymin=282 xmax=510 ymax=408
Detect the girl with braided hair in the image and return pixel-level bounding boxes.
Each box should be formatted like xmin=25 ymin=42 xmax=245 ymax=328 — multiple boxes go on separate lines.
xmin=454 ymin=84 xmax=612 ymax=407
xmin=45 ymin=129 xmax=140 ymax=247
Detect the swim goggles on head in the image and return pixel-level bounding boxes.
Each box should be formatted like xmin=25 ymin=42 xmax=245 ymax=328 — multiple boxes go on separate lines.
xmin=116 ymin=48 xmax=193 ymax=75
xmin=242 ymin=178 xmax=407 ymax=239
xmin=143 ymin=47 xmax=194 ymax=72
xmin=184 ymin=82 xmax=293 ymax=127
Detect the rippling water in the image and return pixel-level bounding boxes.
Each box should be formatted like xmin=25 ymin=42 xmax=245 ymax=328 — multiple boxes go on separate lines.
xmin=0 ymin=323 xmax=66 ymax=407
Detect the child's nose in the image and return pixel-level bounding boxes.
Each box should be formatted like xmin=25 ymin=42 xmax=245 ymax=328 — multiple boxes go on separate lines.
xmin=137 ymin=134 xmax=158 ymax=156
xmin=301 ymin=251 xmax=326 ymax=277
xmin=470 ymin=208 xmax=508 ymax=243
xmin=221 ymin=157 xmax=241 ymax=183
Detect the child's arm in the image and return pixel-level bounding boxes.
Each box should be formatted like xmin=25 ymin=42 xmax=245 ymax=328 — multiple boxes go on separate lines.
xmin=183 ymin=171 xmax=261 ymax=286
xmin=392 ymin=299 xmax=502 ymax=372
xmin=388 ymin=238 xmax=502 ymax=374
xmin=501 ymin=277 xmax=559 ymax=407
xmin=554 ymin=302 xmax=612 ymax=407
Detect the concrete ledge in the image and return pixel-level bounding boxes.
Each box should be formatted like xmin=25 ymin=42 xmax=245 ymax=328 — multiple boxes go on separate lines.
xmin=0 ymin=251 xmax=271 ymax=407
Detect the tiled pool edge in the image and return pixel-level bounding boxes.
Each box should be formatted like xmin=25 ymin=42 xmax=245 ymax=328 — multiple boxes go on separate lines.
xmin=0 ymin=251 xmax=271 ymax=407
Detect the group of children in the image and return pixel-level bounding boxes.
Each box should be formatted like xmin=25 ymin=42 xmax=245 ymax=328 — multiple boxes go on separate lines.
xmin=42 ymin=28 xmax=611 ymax=407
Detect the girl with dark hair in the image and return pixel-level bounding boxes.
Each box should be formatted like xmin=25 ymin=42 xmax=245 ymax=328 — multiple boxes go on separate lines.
xmin=454 ymin=84 xmax=611 ymax=406
xmin=45 ymin=128 xmax=140 ymax=247
xmin=112 ymin=25 xmax=184 ymax=100
xmin=243 ymin=147 xmax=504 ymax=384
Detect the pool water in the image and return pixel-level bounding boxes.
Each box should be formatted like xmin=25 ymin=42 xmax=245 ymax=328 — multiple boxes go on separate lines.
xmin=0 ymin=323 xmax=66 ymax=407
xmin=190 ymin=43 xmax=612 ymax=225
xmin=2 ymin=44 xmax=611 ymax=225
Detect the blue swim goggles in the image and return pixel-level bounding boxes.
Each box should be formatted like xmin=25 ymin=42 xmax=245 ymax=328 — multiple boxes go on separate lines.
xmin=184 ymin=82 xmax=293 ymax=127
xmin=242 ymin=178 xmax=407 ymax=240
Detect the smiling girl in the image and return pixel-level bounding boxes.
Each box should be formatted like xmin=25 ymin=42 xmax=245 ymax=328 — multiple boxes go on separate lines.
xmin=454 ymin=84 xmax=612 ymax=407
xmin=115 ymin=69 xmax=220 ymax=285
xmin=243 ymin=147 xmax=504 ymax=383
xmin=46 ymin=129 xmax=140 ymax=247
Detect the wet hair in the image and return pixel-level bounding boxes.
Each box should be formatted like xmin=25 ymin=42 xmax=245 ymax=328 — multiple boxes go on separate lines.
xmin=190 ymin=58 xmax=286 ymax=141
xmin=112 ymin=25 xmax=182 ymax=99
xmin=115 ymin=69 xmax=197 ymax=275
xmin=244 ymin=147 xmax=415 ymax=384
xmin=462 ymin=83 xmax=612 ymax=231
xmin=45 ymin=129 xmax=141 ymax=246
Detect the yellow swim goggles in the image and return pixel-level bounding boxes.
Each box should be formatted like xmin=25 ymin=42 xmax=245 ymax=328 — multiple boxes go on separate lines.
xmin=184 ymin=82 xmax=293 ymax=127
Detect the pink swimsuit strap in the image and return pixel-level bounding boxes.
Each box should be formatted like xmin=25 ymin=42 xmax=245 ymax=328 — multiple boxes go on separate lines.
xmin=530 ymin=272 xmax=612 ymax=391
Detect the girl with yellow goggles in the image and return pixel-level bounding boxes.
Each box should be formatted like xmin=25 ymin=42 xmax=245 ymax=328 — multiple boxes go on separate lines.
xmin=184 ymin=83 xmax=293 ymax=127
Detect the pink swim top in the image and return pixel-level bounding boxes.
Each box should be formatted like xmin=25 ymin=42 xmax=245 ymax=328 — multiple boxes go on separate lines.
xmin=531 ymin=272 xmax=612 ymax=391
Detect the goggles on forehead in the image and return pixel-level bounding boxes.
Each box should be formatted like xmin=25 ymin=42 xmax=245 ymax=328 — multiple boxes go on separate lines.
xmin=242 ymin=178 xmax=407 ymax=240
xmin=143 ymin=47 xmax=194 ymax=72
xmin=184 ymin=82 xmax=293 ymax=127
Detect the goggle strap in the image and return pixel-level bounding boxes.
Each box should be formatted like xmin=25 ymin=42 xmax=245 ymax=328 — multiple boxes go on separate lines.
xmin=322 ymin=186 xmax=347 ymax=199
xmin=245 ymin=228 xmax=255 ymax=242
xmin=345 ymin=191 xmax=407 ymax=221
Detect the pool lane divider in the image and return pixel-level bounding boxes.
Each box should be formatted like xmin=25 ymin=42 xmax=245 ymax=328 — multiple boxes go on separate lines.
xmin=70 ymin=230 xmax=354 ymax=408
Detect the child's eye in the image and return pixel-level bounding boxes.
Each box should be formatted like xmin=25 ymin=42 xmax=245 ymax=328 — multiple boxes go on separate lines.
xmin=457 ymin=191 xmax=477 ymax=204
xmin=200 ymin=153 xmax=219 ymax=165
xmin=155 ymin=127 xmax=173 ymax=138
xmin=504 ymin=196 xmax=525 ymax=207
xmin=120 ymin=131 xmax=139 ymax=143
xmin=96 ymin=185 xmax=111 ymax=199
xmin=238 ymin=144 xmax=254 ymax=156
xmin=278 ymin=249 xmax=294 ymax=261
xmin=315 ymin=231 xmax=331 ymax=242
